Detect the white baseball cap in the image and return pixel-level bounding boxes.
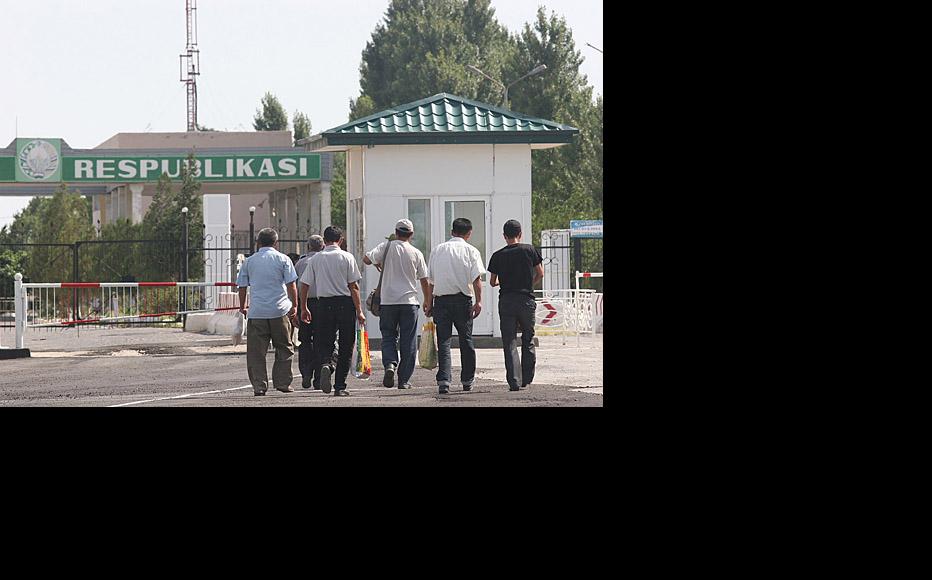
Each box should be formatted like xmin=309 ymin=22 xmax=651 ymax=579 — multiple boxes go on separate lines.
xmin=395 ymin=218 xmax=414 ymax=233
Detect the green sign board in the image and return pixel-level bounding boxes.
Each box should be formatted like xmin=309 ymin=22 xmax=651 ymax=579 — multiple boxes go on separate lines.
xmin=1 ymin=138 xmax=321 ymax=183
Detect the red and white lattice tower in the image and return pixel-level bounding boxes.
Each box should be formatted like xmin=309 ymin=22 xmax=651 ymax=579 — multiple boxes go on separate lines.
xmin=179 ymin=0 xmax=201 ymax=131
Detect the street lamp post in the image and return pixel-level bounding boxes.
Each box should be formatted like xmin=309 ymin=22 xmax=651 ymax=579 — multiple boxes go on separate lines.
xmin=467 ymin=63 xmax=548 ymax=109
xmin=249 ymin=206 xmax=256 ymax=254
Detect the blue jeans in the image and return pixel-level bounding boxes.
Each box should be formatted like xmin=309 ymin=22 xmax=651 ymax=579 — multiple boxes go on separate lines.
xmin=433 ymin=294 xmax=475 ymax=386
xmin=379 ymin=304 xmax=419 ymax=385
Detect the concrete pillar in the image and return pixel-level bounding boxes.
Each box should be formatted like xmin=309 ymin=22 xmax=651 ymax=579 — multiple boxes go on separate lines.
xmin=129 ymin=184 xmax=144 ymax=224
xmin=203 ymin=194 xmax=231 ymax=308
xmin=320 ymin=181 xmax=332 ymax=230
xmin=286 ymin=187 xmax=297 ymax=238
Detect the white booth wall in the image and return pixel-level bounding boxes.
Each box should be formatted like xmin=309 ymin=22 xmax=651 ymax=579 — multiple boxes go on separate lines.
xmin=346 ymin=143 xmax=532 ymax=339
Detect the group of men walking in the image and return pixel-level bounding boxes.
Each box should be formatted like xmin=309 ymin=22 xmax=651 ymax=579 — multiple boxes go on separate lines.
xmin=236 ymin=216 xmax=543 ymax=397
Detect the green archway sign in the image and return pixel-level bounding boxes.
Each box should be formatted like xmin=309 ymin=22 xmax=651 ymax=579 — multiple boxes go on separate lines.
xmin=0 ymin=138 xmax=320 ymax=183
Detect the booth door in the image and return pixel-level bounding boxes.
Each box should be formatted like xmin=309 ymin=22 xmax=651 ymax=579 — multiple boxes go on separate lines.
xmin=441 ymin=198 xmax=492 ymax=336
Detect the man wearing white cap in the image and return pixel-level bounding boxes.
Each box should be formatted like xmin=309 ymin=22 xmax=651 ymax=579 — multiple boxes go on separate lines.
xmin=364 ymin=218 xmax=432 ymax=389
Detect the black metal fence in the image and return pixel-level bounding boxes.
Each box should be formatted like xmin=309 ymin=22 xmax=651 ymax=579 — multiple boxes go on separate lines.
xmin=1 ymin=233 xmax=320 ymax=328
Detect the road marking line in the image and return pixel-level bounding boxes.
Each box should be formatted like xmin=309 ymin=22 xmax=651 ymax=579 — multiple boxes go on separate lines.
xmin=570 ymin=387 xmax=603 ymax=395
xmin=108 ymin=385 xmax=254 ymax=407
xmin=108 ymin=384 xmax=426 ymax=406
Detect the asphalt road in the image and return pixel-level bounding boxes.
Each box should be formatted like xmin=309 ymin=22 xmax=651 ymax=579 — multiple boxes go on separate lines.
xmin=0 ymin=327 xmax=603 ymax=407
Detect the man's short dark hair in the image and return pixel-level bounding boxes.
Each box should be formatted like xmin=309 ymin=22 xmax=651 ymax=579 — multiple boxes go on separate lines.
xmin=452 ymin=218 xmax=472 ymax=236
xmin=503 ymin=219 xmax=522 ymax=238
xmin=257 ymin=228 xmax=278 ymax=247
xmin=324 ymin=225 xmax=343 ymax=243
xmin=395 ymin=229 xmax=413 ymax=239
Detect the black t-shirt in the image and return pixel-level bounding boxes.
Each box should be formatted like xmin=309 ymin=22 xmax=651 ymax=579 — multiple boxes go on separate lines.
xmin=487 ymin=243 xmax=543 ymax=298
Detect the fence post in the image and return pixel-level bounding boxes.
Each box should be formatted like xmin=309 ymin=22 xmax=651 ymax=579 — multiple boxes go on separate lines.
xmin=14 ymin=273 xmax=25 ymax=349
xmin=72 ymin=243 xmax=79 ymax=322
xmin=181 ymin=207 xmax=189 ymax=324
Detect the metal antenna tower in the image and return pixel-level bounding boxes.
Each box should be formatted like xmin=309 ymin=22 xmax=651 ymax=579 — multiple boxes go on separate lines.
xmin=179 ymin=0 xmax=201 ymax=131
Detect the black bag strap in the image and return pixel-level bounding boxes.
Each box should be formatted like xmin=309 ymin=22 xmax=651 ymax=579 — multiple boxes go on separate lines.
xmin=375 ymin=240 xmax=395 ymax=292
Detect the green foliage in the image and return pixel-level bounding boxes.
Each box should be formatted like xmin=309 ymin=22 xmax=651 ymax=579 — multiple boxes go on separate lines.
xmin=253 ymin=92 xmax=289 ymax=131
xmin=293 ymin=110 xmax=312 ymax=144
xmin=0 ymin=197 xmax=50 ymax=245
xmin=353 ymin=0 xmax=513 ymax=114
xmin=141 ymin=153 xmax=204 ymax=281
xmin=349 ymin=2 xmax=603 ymax=282
xmin=329 ymin=152 xmax=347 ymax=230
xmin=195 ymin=123 xmax=218 ymax=131
xmin=0 ymin=249 xmax=27 ymax=280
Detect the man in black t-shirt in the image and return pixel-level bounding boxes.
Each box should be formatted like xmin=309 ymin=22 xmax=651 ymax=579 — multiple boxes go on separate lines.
xmin=487 ymin=219 xmax=544 ymax=391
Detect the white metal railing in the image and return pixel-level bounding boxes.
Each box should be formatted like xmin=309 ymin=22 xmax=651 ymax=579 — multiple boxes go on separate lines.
xmin=12 ymin=273 xmax=238 ymax=349
xmin=534 ymin=288 xmax=597 ymax=346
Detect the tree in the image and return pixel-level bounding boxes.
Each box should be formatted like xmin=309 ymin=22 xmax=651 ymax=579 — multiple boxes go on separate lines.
xmin=506 ymin=8 xmax=602 ymax=282
xmin=329 ymin=152 xmax=347 ymax=229
xmin=141 ymin=153 xmax=204 ymax=281
xmin=0 ymin=197 xmax=48 ymax=245
xmin=293 ymin=110 xmax=312 ymax=145
xmin=253 ymin=92 xmax=289 ymax=131
xmin=351 ymin=0 xmax=514 ymax=116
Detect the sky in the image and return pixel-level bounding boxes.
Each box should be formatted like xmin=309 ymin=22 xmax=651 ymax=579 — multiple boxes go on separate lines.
xmin=0 ymin=0 xmax=603 ymax=227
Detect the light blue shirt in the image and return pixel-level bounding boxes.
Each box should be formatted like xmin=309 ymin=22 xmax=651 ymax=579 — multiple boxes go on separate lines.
xmin=236 ymin=246 xmax=299 ymax=319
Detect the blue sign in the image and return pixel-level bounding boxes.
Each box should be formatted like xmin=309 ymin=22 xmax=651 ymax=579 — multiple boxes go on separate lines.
xmin=570 ymin=219 xmax=602 ymax=238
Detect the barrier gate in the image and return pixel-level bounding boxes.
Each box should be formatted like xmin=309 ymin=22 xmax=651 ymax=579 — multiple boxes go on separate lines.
xmin=11 ymin=272 xmax=237 ymax=349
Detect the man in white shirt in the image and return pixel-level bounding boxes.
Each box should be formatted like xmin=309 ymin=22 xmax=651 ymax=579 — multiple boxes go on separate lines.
xmin=299 ymin=226 xmax=366 ymax=396
xmin=428 ymin=217 xmax=486 ymax=394
xmin=294 ymin=235 xmax=336 ymax=390
xmin=363 ymin=218 xmax=432 ymax=389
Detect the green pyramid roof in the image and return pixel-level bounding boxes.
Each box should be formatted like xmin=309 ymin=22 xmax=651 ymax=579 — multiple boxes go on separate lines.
xmin=318 ymin=93 xmax=578 ymax=146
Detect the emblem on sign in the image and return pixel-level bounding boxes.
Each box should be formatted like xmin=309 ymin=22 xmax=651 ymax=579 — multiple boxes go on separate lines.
xmin=18 ymin=140 xmax=60 ymax=180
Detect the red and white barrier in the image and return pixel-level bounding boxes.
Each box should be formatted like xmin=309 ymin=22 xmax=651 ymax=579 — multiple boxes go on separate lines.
xmin=13 ymin=273 xmax=237 ymax=348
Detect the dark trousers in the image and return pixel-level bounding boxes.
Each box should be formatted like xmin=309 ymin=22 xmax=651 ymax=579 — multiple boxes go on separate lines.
xmin=313 ymin=296 xmax=356 ymax=390
xmin=379 ymin=304 xmax=419 ymax=385
xmin=499 ymin=293 xmax=537 ymax=388
xmin=433 ymin=293 xmax=476 ymax=386
xmin=298 ymin=298 xmax=337 ymax=387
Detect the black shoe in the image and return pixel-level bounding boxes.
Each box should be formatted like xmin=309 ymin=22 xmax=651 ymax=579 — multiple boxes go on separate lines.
xmin=320 ymin=366 xmax=332 ymax=394
xmin=302 ymin=375 xmax=313 ymax=389
xmin=397 ymin=383 xmax=411 ymax=389
xmin=254 ymin=391 xmax=266 ymax=396
xmin=275 ymin=386 xmax=295 ymax=393
xmin=383 ymin=365 xmax=396 ymax=388
xmin=520 ymin=384 xmax=530 ymax=390
xmin=462 ymin=382 xmax=473 ymax=392
xmin=334 ymin=389 xmax=349 ymax=396
xmin=509 ymin=385 xmax=520 ymax=392
xmin=439 ymin=385 xmax=449 ymax=394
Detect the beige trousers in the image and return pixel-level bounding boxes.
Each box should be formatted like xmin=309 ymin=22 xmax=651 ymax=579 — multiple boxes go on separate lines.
xmin=246 ymin=316 xmax=295 ymax=392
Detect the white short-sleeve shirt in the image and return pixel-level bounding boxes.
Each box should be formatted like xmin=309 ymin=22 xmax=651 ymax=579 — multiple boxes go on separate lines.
xmin=428 ymin=237 xmax=486 ymax=298
xmin=365 ymin=240 xmax=428 ymax=305
xmin=299 ymin=245 xmax=362 ymax=298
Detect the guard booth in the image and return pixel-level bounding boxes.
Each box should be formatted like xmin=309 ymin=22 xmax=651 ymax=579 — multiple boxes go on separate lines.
xmin=303 ymin=93 xmax=578 ymax=338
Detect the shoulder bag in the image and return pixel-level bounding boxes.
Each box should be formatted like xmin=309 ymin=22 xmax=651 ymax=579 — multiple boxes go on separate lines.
xmin=366 ymin=240 xmax=394 ymax=317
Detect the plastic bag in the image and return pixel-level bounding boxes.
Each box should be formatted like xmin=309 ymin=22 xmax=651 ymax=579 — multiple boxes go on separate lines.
xmin=232 ymin=311 xmax=246 ymax=346
xmin=353 ymin=323 xmax=372 ymax=379
xmin=418 ymin=319 xmax=438 ymax=369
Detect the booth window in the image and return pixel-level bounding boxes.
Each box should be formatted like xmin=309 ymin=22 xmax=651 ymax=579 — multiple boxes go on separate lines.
xmin=407 ymin=198 xmax=431 ymax=262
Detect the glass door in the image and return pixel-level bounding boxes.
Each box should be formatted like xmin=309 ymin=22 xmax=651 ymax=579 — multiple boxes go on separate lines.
xmin=442 ymin=198 xmax=491 ymax=335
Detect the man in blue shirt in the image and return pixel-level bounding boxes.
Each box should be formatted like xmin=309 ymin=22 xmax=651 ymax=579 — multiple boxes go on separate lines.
xmin=237 ymin=228 xmax=299 ymax=396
